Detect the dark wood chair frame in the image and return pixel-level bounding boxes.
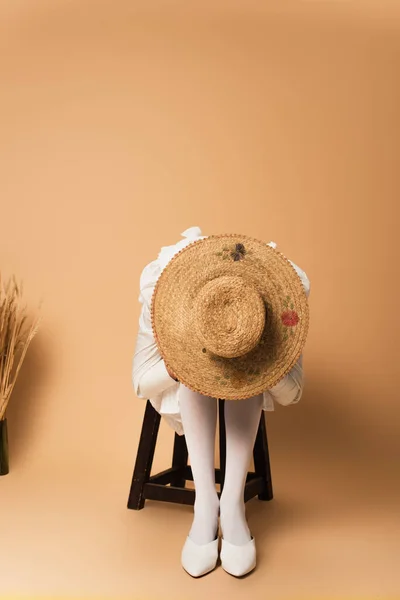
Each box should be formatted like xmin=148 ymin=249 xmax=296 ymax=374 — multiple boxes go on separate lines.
xmin=128 ymin=399 xmax=273 ymax=510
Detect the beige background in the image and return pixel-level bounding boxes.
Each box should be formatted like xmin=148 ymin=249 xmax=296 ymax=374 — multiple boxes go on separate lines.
xmin=1 ymin=1 xmax=399 ymax=598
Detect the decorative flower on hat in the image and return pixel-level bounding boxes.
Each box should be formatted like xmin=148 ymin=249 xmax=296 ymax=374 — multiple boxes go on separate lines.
xmin=281 ymin=310 xmax=299 ymax=327
xmin=217 ymin=242 xmax=248 ymax=261
xmin=231 ymin=243 xmax=246 ymax=261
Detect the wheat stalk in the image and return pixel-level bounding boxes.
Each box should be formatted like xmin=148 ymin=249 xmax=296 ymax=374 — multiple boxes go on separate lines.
xmin=0 ymin=274 xmax=40 ymax=421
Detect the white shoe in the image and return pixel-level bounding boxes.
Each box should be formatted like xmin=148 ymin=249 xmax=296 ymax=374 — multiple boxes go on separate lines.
xmin=181 ymin=535 xmax=219 ymax=578
xmin=220 ymin=536 xmax=256 ymax=577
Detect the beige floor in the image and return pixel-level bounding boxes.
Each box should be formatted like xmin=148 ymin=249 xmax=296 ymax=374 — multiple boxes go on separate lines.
xmin=1 ymin=417 xmax=399 ymax=600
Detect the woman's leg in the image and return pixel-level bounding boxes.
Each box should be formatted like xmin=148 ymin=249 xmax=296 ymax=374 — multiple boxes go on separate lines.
xmin=179 ymin=383 xmax=220 ymax=545
xmin=219 ymin=394 xmax=263 ymax=545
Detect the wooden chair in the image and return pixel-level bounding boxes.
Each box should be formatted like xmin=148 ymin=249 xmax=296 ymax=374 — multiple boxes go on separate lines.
xmin=127 ymin=399 xmax=273 ymax=510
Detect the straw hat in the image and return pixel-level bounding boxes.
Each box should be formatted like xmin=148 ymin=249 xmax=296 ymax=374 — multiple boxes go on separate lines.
xmin=151 ymin=233 xmax=309 ymax=400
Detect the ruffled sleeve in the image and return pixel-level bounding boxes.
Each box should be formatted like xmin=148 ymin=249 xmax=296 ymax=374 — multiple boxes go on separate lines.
xmin=157 ymin=226 xmax=206 ymax=272
xmin=132 ymin=259 xmax=178 ymax=399
xmin=289 ymin=259 xmax=311 ymax=298
xmin=267 ymin=355 xmax=304 ymax=407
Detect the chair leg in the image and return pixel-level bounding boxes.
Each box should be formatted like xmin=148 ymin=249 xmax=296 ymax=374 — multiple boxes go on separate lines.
xmin=170 ymin=433 xmax=189 ymax=488
xmin=127 ymin=400 xmax=161 ymax=510
xmin=253 ymin=412 xmax=273 ymax=501
xmin=218 ymin=399 xmax=226 ymax=495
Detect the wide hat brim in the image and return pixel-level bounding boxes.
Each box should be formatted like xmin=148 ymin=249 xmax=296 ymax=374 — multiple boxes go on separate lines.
xmin=151 ymin=233 xmax=309 ymax=400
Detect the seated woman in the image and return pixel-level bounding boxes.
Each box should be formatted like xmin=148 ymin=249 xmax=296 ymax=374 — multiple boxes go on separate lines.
xmin=132 ymin=226 xmax=310 ymax=578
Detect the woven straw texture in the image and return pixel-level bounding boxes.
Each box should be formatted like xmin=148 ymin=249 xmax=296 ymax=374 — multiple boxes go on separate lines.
xmin=151 ymin=234 xmax=309 ymax=400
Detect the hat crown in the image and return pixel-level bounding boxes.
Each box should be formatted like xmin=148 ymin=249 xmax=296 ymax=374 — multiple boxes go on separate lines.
xmin=193 ymin=275 xmax=266 ymax=358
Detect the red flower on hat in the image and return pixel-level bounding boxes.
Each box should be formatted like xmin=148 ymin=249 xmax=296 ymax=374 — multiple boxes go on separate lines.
xmin=281 ymin=310 xmax=299 ymax=327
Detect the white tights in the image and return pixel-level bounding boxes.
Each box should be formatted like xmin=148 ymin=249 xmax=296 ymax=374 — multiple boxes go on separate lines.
xmin=179 ymin=383 xmax=263 ymax=546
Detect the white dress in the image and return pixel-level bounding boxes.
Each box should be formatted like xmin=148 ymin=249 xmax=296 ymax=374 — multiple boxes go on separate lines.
xmin=132 ymin=226 xmax=311 ymax=436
